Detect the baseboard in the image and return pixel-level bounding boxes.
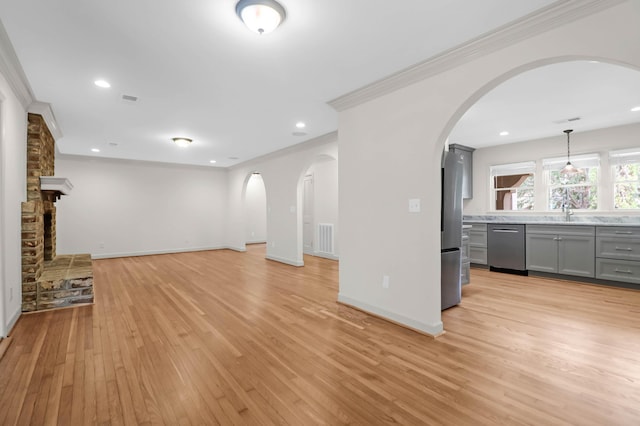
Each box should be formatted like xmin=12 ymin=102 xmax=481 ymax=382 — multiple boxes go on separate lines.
xmin=265 ymin=255 xmax=304 ymax=267
xmin=225 ymin=246 xmax=247 ymax=253
xmin=337 ymin=294 xmax=444 ymax=337
xmin=245 ymin=240 xmax=267 ymax=245
xmin=306 ymin=252 xmax=339 ymax=261
xmin=91 ymin=245 xmax=232 ymax=259
xmin=6 ymin=308 xmax=20 ymax=335
xmin=0 ymin=336 xmax=13 ymax=362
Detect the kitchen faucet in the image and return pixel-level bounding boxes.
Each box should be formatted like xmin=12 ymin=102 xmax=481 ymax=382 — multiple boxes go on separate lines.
xmin=562 ymin=203 xmax=573 ymax=221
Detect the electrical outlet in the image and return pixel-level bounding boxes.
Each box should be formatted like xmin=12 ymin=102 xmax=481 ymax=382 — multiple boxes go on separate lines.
xmin=382 ymin=275 xmax=390 ymax=289
xmin=99 ymin=242 xmax=105 ymax=249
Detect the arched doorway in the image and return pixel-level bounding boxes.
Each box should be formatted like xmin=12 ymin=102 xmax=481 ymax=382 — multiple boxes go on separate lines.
xmin=244 ymin=172 xmax=267 ymax=246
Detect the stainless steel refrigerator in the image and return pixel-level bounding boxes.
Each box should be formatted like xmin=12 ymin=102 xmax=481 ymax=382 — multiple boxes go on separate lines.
xmin=441 ymin=151 xmax=464 ymax=310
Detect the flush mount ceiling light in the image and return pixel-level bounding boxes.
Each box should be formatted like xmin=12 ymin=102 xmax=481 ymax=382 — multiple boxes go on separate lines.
xmin=560 ymin=129 xmax=579 ymax=175
xmin=94 ymin=79 xmax=111 ymax=88
xmin=236 ymin=0 xmax=286 ymax=35
xmin=172 ymin=137 xmax=192 ymax=148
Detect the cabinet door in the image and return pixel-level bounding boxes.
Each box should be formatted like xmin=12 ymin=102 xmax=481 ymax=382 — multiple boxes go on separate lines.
xmin=558 ymin=235 xmax=595 ymax=277
xmin=526 ymin=233 xmax=558 ymax=273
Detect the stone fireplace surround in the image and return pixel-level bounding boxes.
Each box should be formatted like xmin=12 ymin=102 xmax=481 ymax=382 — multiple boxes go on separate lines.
xmin=21 ymin=113 xmax=93 ymax=312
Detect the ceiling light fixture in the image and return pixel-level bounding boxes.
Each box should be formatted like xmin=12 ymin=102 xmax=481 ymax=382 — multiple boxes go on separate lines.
xmin=172 ymin=137 xmax=193 ymax=148
xmin=631 ymin=106 xmax=640 ymax=112
xmin=295 ymin=121 xmax=306 ymax=129
xmin=236 ymin=0 xmax=286 ymax=35
xmin=91 ymin=148 xmax=100 ymax=153
xmin=209 ymin=160 xmax=217 ymax=164
xmin=94 ymin=79 xmax=111 ymax=88
xmin=560 ymin=129 xmax=578 ymax=175
xmin=499 ymin=131 xmax=509 ymax=136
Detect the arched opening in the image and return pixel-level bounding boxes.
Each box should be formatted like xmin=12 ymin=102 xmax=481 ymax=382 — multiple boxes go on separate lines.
xmin=244 ymin=172 xmax=267 ymax=246
xmin=297 ymin=154 xmax=339 ymax=262
xmin=437 ymin=57 xmax=640 ymax=311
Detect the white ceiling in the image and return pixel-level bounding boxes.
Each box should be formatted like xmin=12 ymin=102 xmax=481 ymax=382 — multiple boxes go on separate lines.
xmin=5 ymin=0 xmax=636 ymax=167
xmin=449 ymin=61 xmax=640 ymax=148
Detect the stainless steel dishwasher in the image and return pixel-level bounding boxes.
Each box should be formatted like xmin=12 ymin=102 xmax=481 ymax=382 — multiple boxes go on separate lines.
xmin=487 ymin=224 xmax=526 ymax=272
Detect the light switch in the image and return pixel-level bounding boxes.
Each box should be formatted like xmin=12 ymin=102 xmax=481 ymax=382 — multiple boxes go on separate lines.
xmin=409 ymin=198 xmax=421 ymax=213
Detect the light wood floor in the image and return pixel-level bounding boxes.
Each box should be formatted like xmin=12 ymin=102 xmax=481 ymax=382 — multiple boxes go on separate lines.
xmin=1 ymin=245 xmax=639 ymax=425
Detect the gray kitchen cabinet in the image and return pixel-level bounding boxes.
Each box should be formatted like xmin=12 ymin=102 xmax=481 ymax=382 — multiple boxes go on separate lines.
xmin=596 ymin=226 xmax=640 ymax=284
xmin=526 ymin=225 xmax=595 ymax=278
xmin=449 ymin=144 xmax=475 ymax=199
xmin=466 ymin=222 xmax=487 ymax=265
xmin=461 ymin=227 xmax=471 ymax=285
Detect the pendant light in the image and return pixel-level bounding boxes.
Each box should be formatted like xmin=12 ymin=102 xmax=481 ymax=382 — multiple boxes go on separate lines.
xmin=560 ymin=129 xmax=578 ymax=175
xmin=236 ymin=0 xmax=286 ymax=35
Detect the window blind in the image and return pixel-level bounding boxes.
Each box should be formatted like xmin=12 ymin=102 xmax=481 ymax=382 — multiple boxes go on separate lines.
xmin=490 ymin=161 xmax=536 ymax=177
xmin=609 ymin=148 xmax=640 ymax=165
xmin=542 ymin=153 xmax=600 ymax=171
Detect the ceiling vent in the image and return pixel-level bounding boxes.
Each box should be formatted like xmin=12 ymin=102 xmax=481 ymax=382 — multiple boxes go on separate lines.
xmin=121 ymin=94 xmax=138 ymax=102
xmin=553 ymin=116 xmax=581 ymax=124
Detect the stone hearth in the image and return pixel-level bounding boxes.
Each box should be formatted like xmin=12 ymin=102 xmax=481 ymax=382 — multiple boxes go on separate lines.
xmin=21 ymin=113 xmax=93 ymax=312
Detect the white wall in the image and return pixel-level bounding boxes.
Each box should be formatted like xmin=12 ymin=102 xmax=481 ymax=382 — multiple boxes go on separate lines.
xmin=55 ymin=156 xmax=228 ymax=258
xmin=0 ymin=71 xmax=28 ymax=337
xmin=244 ymin=173 xmax=267 ymax=243
xmin=306 ymin=158 xmax=339 ymax=258
xmin=338 ymin=2 xmax=640 ymax=335
xmin=465 ymin=122 xmax=640 ymax=215
xmin=227 ymin=133 xmax=338 ymax=266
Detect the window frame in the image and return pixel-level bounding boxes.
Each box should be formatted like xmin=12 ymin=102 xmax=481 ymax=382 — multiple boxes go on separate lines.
xmin=610 ymin=149 xmax=640 ymax=210
xmin=489 ymin=161 xmax=536 ymax=212
xmin=542 ymin=153 xmax=600 ymax=211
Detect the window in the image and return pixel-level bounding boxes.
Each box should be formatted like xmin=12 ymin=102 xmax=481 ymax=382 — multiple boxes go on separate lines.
xmin=490 ymin=162 xmax=535 ymax=211
xmin=610 ymin=149 xmax=640 ymax=209
xmin=543 ymin=154 xmax=599 ymax=210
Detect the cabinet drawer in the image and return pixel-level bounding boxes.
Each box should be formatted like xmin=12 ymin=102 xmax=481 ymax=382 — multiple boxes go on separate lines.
xmin=469 ymin=246 xmax=487 ymax=265
xmin=526 ymin=225 xmax=595 ymax=236
xmin=461 ymin=261 xmax=470 ymax=285
xmin=469 ymin=231 xmax=487 ymax=247
xmin=597 ymin=226 xmax=640 ymax=238
xmin=596 ymin=258 xmax=640 ymax=284
xmin=466 ymin=223 xmax=487 ymax=232
xmin=596 ymin=237 xmax=640 ymax=260
xmin=461 ymin=241 xmax=469 ymax=262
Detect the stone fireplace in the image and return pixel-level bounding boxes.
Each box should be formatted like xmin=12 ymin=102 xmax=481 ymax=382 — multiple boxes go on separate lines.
xmin=21 ymin=113 xmax=94 ymax=312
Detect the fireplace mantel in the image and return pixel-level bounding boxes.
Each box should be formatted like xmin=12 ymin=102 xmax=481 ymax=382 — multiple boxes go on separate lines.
xmin=39 ymin=176 xmax=73 ymax=198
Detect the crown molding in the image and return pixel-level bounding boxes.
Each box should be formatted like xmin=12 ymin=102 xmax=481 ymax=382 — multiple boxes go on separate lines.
xmin=0 ymin=19 xmax=34 ymax=109
xmin=230 ymin=130 xmax=338 ymax=170
xmin=329 ymin=0 xmax=626 ymax=112
xmin=28 ymin=101 xmax=63 ymax=140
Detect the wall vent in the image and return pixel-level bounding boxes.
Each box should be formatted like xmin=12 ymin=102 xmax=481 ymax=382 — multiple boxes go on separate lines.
xmin=317 ymin=223 xmax=334 ymax=254
xmin=122 ymin=94 xmax=138 ymax=102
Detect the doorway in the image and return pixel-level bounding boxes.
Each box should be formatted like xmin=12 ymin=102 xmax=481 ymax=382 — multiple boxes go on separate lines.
xmin=244 ymin=172 xmax=267 ymax=245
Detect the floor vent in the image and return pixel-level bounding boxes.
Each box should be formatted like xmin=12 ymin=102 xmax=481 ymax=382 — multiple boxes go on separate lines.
xmin=317 ymin=223 xmax=334 ymax=254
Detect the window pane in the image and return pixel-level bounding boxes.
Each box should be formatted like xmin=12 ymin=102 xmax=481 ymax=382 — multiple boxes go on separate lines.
xmin=615 ymin=164 xmax=640 ymax=182
xmin=494 ymin=173 xmax=533 ymax=189
xmin=549 ymin=186 xmax=598 ymax=210
xmin=549 ymin=168 xmax=598 ymax=185
xmin=615 ymin=182 xmax=640 ymax=209
xmin=516 ymin=189 xmax=534 ymax=210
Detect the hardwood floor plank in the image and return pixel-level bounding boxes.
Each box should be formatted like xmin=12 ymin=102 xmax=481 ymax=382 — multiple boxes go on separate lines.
xmin=1 ymin=245 xmax=639 ymax=425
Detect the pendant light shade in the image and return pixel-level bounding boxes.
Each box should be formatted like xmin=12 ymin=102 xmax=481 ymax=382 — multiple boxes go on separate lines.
xmin=172 ymin=137 xmax=192 ymax=148
xmin=236 ymin=0 xmax=286 ymax=35
xmin=560 ymin=129 xmax=578 ymax=175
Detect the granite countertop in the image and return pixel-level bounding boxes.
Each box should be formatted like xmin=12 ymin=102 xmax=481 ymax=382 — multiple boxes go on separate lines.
xmin=463 ymin=215 xmax=640 ymax=227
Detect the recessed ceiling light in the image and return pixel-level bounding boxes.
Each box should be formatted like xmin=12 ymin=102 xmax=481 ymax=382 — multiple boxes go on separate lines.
xmin=91 ymin=148 xmax=100 ymax=153
xmin=499 ymin=131 xmax=509 ymax=136
xmin=172 ymin=137 xmax=192 ymax=148
xmin=295 ymin=121 xmax=306 ymax=129
xmin=209 ymin=160 xmax=217 ymax=164
xmin=94 ymin=79 xmax=111 ymax=88
xmin=631 ymin=106 xmax=640 ymax=112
